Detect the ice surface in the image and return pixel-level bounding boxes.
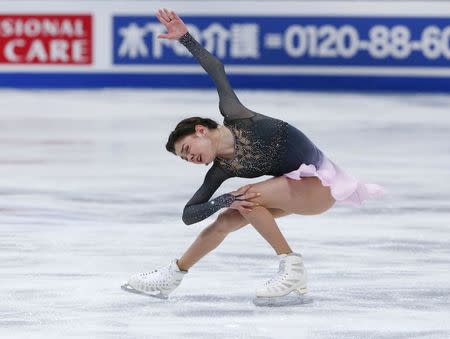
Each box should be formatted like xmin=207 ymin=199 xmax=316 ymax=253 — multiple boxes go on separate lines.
xmin=0 ymin=89 xmax=449 ymax=338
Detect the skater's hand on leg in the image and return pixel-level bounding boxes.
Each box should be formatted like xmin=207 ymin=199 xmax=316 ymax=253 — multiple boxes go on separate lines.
xmin=229 ymin=184 xmax=261 ymax=214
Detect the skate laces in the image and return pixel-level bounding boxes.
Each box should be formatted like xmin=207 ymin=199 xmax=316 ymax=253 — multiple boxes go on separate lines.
xmin=142 ymin=261 xmax=175 ymax=276
xmin=141 ymin=265 xmax=170 ymax=281
xmin=134 ymin=261 xmax=182 ymax=289
xmin=264 ymin=259 xmax=288 ymax=287
xmin=143 ymin=268 xmax=159 ymax=276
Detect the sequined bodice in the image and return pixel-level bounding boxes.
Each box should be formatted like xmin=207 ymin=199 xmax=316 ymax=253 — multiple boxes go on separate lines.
xmin=216 ymin=115 xmax=289 ymax=178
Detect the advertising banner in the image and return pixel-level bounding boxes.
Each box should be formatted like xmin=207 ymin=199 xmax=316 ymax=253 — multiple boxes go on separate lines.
xmin=0 ymin=15 xmax=92 ymax=65
xmin=113 ymin=16 xmax=450 ymax=67
xmin=0 ymin=1 xmax=449 ymax=92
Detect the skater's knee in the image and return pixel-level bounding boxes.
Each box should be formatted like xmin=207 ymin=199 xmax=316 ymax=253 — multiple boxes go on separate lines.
xmin=199 ymin=224 xmax=226 ymax=240
xmin=212 ymin=212 xmax=235 ymax=234
xmin=206 ymin=210 xmax=246 ymax=235
xmin=198 ymin=218 xmax=230 ymax=238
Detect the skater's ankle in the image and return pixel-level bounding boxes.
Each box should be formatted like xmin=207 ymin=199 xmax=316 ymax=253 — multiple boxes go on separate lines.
xmin=277 ymin=251 xmax=293 ymax=256
xmin=176 ymin=259 xmax=189 ymax=272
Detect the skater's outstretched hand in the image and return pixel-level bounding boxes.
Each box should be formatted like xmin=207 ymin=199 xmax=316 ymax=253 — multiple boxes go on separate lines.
xmin=229 ymin=184 xmax=261 ymax=214
xmin=155 ymin=8 xmax=188 ymax=40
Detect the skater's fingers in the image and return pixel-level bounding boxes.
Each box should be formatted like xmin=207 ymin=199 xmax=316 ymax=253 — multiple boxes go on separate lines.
xmin=157 ymin=33 xmax=171 ymax=39
xmin=235 ymin=192 xmax=260 ymax=202
xmin=240 ymin=206 xmax=253 ymax=214
xmin=159 ymin=8 xmax=170 ymax=22
xmin=236 ymin=200 xmax=252 ymax=207
xmin=163 ymin=8 xmax=173 ymax=21
xmin=244 ymin=200 xmax=260 ymax=207
xmin=238 ymin=184 xmax=253 ymax=194
xmin=232 ymin=187 xmax=261 ymax=202
xmin=245 ymin=192 xmax=261 ymax=200
xmin=171 ymin=11 xmax=182 ymax=21
xmin=155 ymin=13 xmax=167 ymax=26
xmin=157 ymin=11 xmax=170 ymax=26
xmin=229 ymin=201 xmax=253 ymax=213
xmin=230 ymin=189 xmax=245 ymax=198
xmin=235 ymin=201 xmax=259 ymax=211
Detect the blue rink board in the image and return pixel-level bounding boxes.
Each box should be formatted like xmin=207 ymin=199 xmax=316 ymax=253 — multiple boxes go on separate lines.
xmin=113 ymin=16 xmax=450 ymax=67
xmin=0 ymin=73 xmax=449 ymax=92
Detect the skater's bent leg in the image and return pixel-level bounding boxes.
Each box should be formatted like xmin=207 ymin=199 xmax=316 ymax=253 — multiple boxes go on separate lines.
xmin=177 ymin=207 xmax=289 ymax=271
xmin=233 ymin=176 xmax=333 ymax=256
xmin=177 ymin=209 xmax=247 ymax=271
xmin=240 ymin=205 xmax=293 ymax=256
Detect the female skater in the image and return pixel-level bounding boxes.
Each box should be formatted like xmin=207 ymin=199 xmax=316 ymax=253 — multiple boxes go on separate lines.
xmin=122 ymin=9 xmax=385 ymax=301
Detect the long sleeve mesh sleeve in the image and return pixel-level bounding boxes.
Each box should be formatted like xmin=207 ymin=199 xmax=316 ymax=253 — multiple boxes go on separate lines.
xmin=182 ymin=164 xmax=234 ymax=225
xmin=178 ymin=32 xmax=256 ymax=121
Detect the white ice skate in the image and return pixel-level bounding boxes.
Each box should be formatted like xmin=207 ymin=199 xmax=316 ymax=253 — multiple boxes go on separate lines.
xmin=121 ymin=259 xmax=187 ymax=299
xmin=253 ymin=253 xmax=309 ymax=307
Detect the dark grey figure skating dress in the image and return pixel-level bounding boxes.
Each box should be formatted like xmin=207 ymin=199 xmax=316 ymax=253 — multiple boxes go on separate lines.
xmin=178 ymin=32 xmax=385 ymax=225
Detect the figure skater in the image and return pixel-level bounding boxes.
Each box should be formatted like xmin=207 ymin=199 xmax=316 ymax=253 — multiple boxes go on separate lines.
xmin=122 ymin=9 xmax=385 ymax=302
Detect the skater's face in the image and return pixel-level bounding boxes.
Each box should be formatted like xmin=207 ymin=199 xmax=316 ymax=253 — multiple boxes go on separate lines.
xmin=174 ymin=125 xmax=214 ymax=165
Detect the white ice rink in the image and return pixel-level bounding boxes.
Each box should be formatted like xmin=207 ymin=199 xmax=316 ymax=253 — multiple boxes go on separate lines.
xmin=1 ymin=89 xmax=449 ymax=338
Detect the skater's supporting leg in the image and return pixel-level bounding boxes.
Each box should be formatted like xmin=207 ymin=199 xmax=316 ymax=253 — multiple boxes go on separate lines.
xmin=239 ymin=205 xmax=293 ymax=255
xmin=177 ymin=207 xmax=290 ymax=271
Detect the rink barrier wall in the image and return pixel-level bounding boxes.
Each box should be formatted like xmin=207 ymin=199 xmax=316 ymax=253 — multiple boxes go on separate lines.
xmin=1 ymin=73 xmax=449 ymax=92
xmin=0 ymin=1 xmax=449 ymax=92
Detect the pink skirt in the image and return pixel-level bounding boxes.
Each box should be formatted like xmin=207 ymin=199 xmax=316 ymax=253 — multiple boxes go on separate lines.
xmin=283 ymin=155 xmax=386 ymax=206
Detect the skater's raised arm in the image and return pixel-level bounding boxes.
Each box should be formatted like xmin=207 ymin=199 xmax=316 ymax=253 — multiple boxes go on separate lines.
xmin=182 ymin=164 xmax=234 ymax=225
xmin=155 ymin=8 xmax=256 ymax=121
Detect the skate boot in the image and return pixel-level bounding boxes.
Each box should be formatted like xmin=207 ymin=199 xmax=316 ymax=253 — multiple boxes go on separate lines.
xmin=254 ymin=253 xmax=308 ymax=306
xmin=121 ymin=259 xmax=187 ymax=299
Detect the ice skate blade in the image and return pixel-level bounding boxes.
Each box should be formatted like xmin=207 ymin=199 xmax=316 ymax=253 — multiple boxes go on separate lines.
xmin=294 ymin=287 xmax=308 ymax=295
xmin=253 ymin=290 xmax=312 ymax=307
xmin=121 ymin=284 xmax=169 ymax=300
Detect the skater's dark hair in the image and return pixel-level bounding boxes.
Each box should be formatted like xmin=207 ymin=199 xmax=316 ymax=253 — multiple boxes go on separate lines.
xmin=166 ymin=117 xmax=219 ymax=155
